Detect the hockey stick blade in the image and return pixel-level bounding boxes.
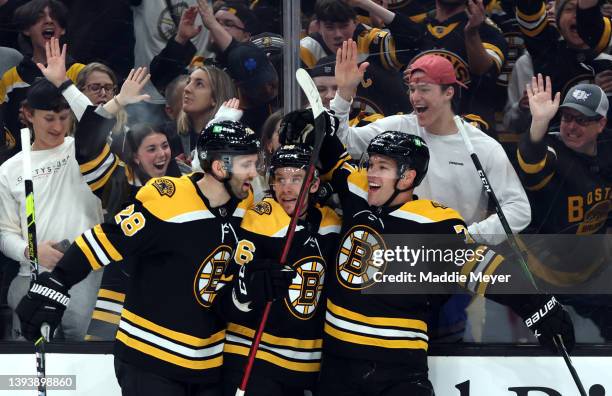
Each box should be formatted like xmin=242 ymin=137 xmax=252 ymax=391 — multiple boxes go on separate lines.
xmin=236 ymin=70 xmax=328 ymax=396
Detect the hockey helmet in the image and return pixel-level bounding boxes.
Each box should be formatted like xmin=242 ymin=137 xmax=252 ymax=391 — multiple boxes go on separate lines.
xmin=269 ymin=144 xmax=313 ymax=180
xmin=197 ymin=120 xmax=260 ymax=162
xmin=366 ymin=131 xmax=429 ymax=188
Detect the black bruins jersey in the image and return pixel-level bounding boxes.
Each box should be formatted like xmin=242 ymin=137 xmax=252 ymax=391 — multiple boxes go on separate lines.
xmin=317 ymin=135 xmax=529 ymax=369
xmin=516 ymin=0 xmax=612 ymax=104
xmin=518 ymin=132 xmax=612 ymax=235
xmin=57 ymin=174 xmax=252 ymax=382
xmin=408 ymin=11 xmax=509 ymax=133
xmin=517 ymin=132 xmax=612 ymax=287
xmin=223 ymin=198 xmax=341 ymax=388
xmin=300 ymin=21 xmax=415 ymax=116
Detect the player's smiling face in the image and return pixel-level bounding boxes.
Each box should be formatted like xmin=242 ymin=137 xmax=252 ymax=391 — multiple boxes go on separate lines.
xmin=366 ymin=154 xmax=399 ymax=207
xmin=227 ymin=154 xmax=260 ymax=199
xmin=409 ymin=72 xmax=453 ymax=129
xmin=271 ymin=167 xmax=319 ymax=216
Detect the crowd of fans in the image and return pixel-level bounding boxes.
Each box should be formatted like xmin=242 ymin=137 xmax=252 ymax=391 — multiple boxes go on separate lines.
xmin=0 ymin=0 xmax=610 ymax=344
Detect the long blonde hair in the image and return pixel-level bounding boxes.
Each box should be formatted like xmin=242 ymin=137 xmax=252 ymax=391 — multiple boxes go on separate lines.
xmin=177 ymin=66 xmax=237 ymax=136
xmin=76 ymin=62 xmax=127 ymax=133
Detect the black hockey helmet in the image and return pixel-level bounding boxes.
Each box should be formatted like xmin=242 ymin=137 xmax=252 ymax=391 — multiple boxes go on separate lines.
xmin=278 ymin=109 xmax=315 ymax=147
xmin=367 ymin=131 xmax=429 ymax=188
xmin=269 ymin=144 xmax=313 ymax=179
xmin=197 ymin=120 xmax=260 ymax=163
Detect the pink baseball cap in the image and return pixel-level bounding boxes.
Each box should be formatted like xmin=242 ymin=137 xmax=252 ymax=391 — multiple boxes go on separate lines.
xmin=407 ymin=54 xmax=468 ymax=89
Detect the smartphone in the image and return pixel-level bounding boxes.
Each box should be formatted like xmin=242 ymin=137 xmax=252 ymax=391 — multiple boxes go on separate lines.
xmin=52 ymin=239 xmax=71 ymax=253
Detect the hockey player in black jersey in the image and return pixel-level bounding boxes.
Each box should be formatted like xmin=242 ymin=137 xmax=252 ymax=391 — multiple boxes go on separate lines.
xmin=222 ymin=143 xmax=341 ymax=395
xmin=317 ymin=130 xmax=575 ymax=395
xmin=14 ymin=121 xmax=280 ymax=396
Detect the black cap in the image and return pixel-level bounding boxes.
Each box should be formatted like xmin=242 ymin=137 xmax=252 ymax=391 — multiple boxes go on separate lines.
xmin=309 ymin=55 xmax=336 ymax=78
xmin=226 ymin=42 xmax=278 ymax=89
xmin=26 ymin=78 xmax=67 ymax=111
xmin=218 ymin=1 xmax=260 ymax=34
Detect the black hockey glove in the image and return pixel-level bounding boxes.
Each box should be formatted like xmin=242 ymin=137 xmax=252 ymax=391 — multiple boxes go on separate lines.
xmin=280 ymin=109 xmax=338 ymax=146
xmin=523 ymin=296 xmax=575 ymax=353
xmin=233 ymin=260 xmax=295 ymax=311
xmin=15 ymin=271 xmax=70 ymax=342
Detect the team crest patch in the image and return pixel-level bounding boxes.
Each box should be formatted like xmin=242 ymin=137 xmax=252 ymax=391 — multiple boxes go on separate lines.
xmin=152 ymin=178 xmax=176 ymax=197
xmin=251 ymin=201 xmax=272 ymax=215
xmin=431 ymin=201 xmax=448 ymax=209
xmin=284 ymin=256 xmax=325 ymax=320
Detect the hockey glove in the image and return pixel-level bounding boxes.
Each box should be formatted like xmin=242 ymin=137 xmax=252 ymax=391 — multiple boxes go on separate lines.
xmin=523 ymin=295 xmax=575 ymax=353
xmin=15 ymin=271 xmax=70 ymax=342
xmin=233 ymin=260 xmax=295 ymax=311
xmin=280 ymin=109 xmax=338 ymax=147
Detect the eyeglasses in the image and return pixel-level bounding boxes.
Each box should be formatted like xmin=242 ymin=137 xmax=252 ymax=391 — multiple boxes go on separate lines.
xmin=84 ymin=83 xmax=117 ymax=94
xmin=561 ymin=112 xmax=601 ymax=126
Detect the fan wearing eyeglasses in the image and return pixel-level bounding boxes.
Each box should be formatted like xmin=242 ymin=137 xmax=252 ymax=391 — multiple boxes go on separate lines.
xmin=517 ymin=75 xmax=612 ymax=340
xmin=518 ymin=74 xmax=610 ymax=234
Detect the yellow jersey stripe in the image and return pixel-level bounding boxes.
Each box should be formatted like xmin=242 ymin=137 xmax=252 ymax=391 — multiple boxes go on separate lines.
xmin=98 ymin=288 xmax=125 ymax=303
xmin=116 ymin=331 xmax=223 ymax=370
xmin=75 ymin=235 xmax=102 ymax=270
xmin=92 ymin=310 xmax=121 ymax=325
xmin=89 ymin=157 xmax=119 ymax=192
xmin=227 ymin=323 xmax=323 ymax=349
xmin=93 ymin=224 xmax=123 ymax=261
xmin=300 ymin=47 xmax=317 ymax=69
xmin=516 ymin=3 xmax=546 ymax=22
xmin=324 ymin=323 xmax=429 ymax=350
xmin=596 ymin=17 xmax=612 ymax=55
xmin=327 ymin=299 xmax=427 ymax=331
xmin=517 ymin=150 xmax=547 ymax=174
xmin=526 ymin=172 xmax=555 ymax=191
xmin=224 ymin=344 xmax=321 ymax=372
xmin=122 ymin=309 xmax=225 ymax=347
xmin=80 ymin=145 xmax=111 ymax=173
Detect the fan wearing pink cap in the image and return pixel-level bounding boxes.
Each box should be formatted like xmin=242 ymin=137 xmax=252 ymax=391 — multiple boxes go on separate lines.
xmin=331 ymin=41 xmax=530 ymax=247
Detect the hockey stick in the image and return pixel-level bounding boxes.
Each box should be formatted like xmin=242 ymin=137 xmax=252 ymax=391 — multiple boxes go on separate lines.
xmin=20 ymin=128 xmax=49 ymax=396
xmin=452 ymin=117 xmax=587 ymax=396
xmin=236 ymin=69 xmax=327 ymax=396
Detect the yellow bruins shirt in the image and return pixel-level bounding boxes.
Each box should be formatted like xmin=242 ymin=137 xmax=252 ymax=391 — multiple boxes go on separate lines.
xmin=223 ymin=197 xmax=341 ymax=389
xmin=317 ymin=133 xmax=534 ymax=369
xmin=56 ymin=174 xmax=252 ymax=383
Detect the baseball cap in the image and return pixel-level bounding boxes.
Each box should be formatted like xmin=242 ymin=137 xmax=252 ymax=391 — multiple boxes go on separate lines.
xmin=407 ymin=54 xmax=468 ymax=89
xmin=217 ymin=1 xmax=260 ymax=34
xmin=309 ymin=55 xmax=336 ymax=78
xmin=226 ymin=42 xmax=278 ymax=89
xmin=560 ymin=84 xmax=609 ymax=118
xmin=26 ymin=78 xmax=68 ymax=110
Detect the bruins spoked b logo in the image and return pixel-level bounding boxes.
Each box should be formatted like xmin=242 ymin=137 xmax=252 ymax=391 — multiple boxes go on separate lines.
xmin=194 ymin=245 xmax=233 ymax=307
xmin=285 ymin=256 xmax=325 ymax=320
xmin=337 ymin=225 xmax=386 ymax=289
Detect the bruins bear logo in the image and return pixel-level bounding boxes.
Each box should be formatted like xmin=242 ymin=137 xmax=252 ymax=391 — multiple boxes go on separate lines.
xmin=431 ymin=201 xmax=448 ymax=210
xmin=152 ymin=178 xmax=176 ymax=197
xmin=251 ymin=201 xmax=272 ymax=215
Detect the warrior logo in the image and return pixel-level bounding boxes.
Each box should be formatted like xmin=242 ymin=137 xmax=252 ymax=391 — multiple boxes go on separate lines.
xmin=152 ymin=178 xmax=176 ymax=197
xmin=336 ymin=225 xmax=387 ymax=289
xmin=194 ymin=245 xmax=233 ymax=307
xmin=285 ymin=256 xmax=325 ymax=320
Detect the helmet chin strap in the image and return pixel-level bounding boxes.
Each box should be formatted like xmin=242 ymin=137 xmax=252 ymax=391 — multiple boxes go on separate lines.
xmin=381 ymin=178 xmax=412 ymax=208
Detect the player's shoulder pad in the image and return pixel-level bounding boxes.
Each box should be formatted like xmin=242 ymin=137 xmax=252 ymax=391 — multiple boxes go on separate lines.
xmin=241 ymin=197 xmax=291 ymax=238
xmin=317 ymin=205 xmax=342 ymax=235
xmin=346 ymin=166 xmax=368 ymax=201
xmin=135 ymin=175 xmax=209 ymax=223
xmin=391 ymin=199 xmax=464 ymax=224
xmin=234 ymin=189 xmax=254 ymax=219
